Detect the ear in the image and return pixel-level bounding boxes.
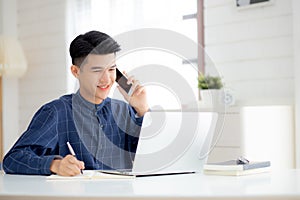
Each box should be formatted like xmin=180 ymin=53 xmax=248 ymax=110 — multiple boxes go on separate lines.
xmin=71 ymin=65 xmax=80 ymax=78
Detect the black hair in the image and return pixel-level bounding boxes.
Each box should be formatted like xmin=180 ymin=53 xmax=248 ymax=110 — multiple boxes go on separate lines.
xmin=69 ymin=30 xmax=121 ymax=67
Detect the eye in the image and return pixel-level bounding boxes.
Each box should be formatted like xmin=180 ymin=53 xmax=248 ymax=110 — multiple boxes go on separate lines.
xmin=92 ymin=69 xmax=103 ymax=73
xmin=109 ymin=65 xmax=117 ymax=72
xmin=90 ymin=67 xmax=104 ymax=73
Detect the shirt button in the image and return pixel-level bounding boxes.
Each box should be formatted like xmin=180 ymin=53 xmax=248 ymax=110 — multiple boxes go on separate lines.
xmin=100 ymin=125 xmax=104 ymax=128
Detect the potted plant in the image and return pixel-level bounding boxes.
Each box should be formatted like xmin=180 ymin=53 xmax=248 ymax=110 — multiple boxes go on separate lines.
xmin=198 ymin=74 xmax=224 ymax=106
xmin=198 ymin=74 xmax=223 ymax=90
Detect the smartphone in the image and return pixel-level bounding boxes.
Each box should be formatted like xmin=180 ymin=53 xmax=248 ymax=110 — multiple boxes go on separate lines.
xmin=116 ymin=68 xmax=133 ymax=95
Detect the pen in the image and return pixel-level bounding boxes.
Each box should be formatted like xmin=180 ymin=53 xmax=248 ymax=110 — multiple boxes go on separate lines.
xmin=67 ymin=142 xmax=83 ymax=174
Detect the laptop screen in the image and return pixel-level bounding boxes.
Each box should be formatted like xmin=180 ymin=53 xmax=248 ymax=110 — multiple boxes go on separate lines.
xmin=132 ymin=111 xmax=218 ymax=175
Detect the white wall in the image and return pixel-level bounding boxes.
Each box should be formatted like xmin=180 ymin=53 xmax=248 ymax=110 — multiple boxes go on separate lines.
xmin=0 ymin=0 xmax=21 ymax=155
xmin=204 ymin=0 xmax=294 ymax=105
xmin=0 ymin=0 xmax=69 ymax=154
xmin=0 ymin=0 xmax=2 ymax=33
xmin=204 ymin=0 xmax=298 ymax=167
xmin=17 ymin=0 xmax=68 ymax=133
xmin=292 ymin=0 xmax=300 ymax=168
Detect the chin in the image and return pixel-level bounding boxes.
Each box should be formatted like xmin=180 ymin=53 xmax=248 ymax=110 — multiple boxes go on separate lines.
xmin=95 ymin=94 xmax=108 ymax=102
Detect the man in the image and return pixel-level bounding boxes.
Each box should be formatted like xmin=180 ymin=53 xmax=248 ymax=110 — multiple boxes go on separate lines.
xmin=3 ymin=31 xmax=149 ymax=176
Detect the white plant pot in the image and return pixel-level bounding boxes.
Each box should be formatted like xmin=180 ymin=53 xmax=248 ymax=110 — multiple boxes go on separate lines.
xmin=200 ymin=89 xmax=222 ymax=108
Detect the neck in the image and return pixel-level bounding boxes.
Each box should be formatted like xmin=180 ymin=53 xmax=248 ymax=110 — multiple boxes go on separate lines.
xmin=78 ymin=90 xmax=104 ymax=105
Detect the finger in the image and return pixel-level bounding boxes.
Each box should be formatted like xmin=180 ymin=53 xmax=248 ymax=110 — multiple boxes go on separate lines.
xmin=136 ymin=86 xmax=145 ymax=96
xmin=69 ymin=158 xmax=85 ymax=171
xmin=122 ymin=71 xmax=130 ymax=80
xmin=65 ymin=167 xmax=81 ymax=176
xmin=132 ymin=85 xmax=145 ymax=96
xmin=68 ymin=155 xmax=85 ymax=170
xmin=117 ymin=86 xmax=130 ymax=100
xmin=66 ymin=155 xmax=78 ymax=164
xmin=65 ymin=155 xmax=84 ymax=170
xmin=130 ymin=80 xmax=140 ymax=94
xmin=67 ymin=163 xmax=82 ymax=172
xmin=58 ymin=162 xmax=80 ymax=176
xmin=79 ymin=161 xmax=85 ymax=170
xmin=127 ymin=75 xmax=135 ymax=85
xmin=60 ymin=167 xmax=76 ymax=176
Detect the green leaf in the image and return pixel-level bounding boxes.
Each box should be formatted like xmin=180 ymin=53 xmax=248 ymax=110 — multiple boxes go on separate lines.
xmin=198 ymin=74 xmax=223 ymax=89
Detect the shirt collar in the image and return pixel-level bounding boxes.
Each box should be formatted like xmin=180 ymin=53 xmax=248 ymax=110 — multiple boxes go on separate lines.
xmin=74 ymin=90 xmax=110 ymax=111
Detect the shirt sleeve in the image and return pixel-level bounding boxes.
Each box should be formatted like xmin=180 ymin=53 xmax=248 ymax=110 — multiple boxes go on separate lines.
xmin=127 ymin=105 xmax=144 ymax=135
xmin=124 ymin=105 xmax=143 ymax=156
xmin=3 ymin=105 xmax=60 ymax=175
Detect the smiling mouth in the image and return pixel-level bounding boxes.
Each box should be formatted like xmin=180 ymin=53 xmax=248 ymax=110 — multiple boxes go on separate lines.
xmin=97 ymin=85 xmax=110 ymax=90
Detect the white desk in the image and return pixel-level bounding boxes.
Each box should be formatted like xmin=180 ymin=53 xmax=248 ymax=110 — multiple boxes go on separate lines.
xmin=0 ymin=170 xmax=300 ymax=200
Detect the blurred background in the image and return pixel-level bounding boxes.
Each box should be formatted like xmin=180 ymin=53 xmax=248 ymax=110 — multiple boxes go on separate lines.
xmin=0 ymin=0 xmax=299 ymax=169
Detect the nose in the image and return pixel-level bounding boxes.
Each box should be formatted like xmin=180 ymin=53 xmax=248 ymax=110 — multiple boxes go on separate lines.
xmin=99 ymin=69 xmax=110 ymax=84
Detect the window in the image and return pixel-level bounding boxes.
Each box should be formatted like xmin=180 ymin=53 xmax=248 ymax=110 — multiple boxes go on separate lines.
xmin=67 ymin=0 xmax=199 ymax=110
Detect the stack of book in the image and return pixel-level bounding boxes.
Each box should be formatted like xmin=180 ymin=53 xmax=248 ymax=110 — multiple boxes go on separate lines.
xmin=203 ymin=160 xmax=271 ymax=176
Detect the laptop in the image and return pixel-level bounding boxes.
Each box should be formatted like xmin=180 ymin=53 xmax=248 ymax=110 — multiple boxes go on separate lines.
xmin=101 ymin=111 xmax=218 ymax=177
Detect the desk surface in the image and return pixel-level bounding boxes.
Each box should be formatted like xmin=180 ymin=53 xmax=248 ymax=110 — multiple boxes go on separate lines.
xmin=0 ymin=169 xmax=300 ymax=200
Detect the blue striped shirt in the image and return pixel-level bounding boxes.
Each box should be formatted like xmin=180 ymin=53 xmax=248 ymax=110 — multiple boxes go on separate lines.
xmin=3 ymin=92 xmax=143 ymax=175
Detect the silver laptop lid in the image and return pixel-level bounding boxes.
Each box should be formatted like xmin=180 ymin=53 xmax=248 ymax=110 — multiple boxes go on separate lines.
xmin=132 ymin=111 xmax=218 ymax=174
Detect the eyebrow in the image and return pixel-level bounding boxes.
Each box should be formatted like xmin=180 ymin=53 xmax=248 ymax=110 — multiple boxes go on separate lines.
xmin=90 ymin=66 xmax=105 ymax=71
xmin=90 ymin=64 xmax=116 ymax=70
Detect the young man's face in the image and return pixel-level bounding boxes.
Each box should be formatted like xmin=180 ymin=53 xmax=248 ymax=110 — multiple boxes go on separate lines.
xmin=74 ymin=53 xmax=117 ymax=104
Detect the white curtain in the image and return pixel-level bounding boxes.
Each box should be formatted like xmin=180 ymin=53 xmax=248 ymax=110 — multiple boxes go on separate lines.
xmin=66 ymin=0 xmax=198 ymax=110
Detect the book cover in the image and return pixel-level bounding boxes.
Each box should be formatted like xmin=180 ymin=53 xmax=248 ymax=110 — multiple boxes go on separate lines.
xmin=203 ymin=167 xmax=270 ymax=176
xmin=47 ymin=170 xmax=135 ymax=180
xmin=203 ymin=160 xmax=271 ymax=171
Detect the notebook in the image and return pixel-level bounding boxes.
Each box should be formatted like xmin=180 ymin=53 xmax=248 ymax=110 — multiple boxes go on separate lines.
xmin=203 ymin=160 xmax=271 ymax=176
xmin=203 ymin=160 xmax=271 ymax=171
xmin=47 ymin=170 xmax=135 ymax=180
xmin=101 ymin=111 xmax=218 ymax=177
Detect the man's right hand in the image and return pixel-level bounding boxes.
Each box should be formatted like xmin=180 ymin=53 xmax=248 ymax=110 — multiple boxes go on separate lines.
xmin=50 ymin=155 xmax=85 ymax=176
